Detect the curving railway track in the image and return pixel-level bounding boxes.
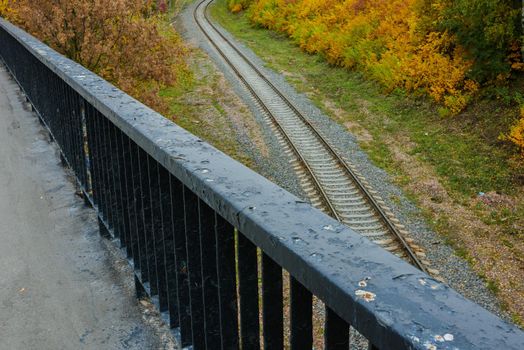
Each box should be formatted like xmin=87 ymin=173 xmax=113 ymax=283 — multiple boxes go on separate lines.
xmin=194 ymin=0 xmax=436 ymax=276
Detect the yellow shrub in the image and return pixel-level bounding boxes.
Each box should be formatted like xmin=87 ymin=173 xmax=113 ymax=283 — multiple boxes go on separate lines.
xmin=228 ymin=0 xmax=253 ymax=13
xmin=230 ymin=4 xmax=243 ymax=13
xmin=244 ymin=0 xmax=479 ymax=114
xmin=504 ymin=109 xmax=524 ymax=156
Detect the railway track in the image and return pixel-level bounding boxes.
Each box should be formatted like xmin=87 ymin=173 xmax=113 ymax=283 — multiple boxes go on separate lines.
xmin=194 ymin=0 xmax=436 ymax=276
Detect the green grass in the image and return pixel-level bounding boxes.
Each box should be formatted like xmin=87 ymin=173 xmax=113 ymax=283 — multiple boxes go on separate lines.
xmin=210 ymin=0 xmax=522 ymax=200
xmin=159 ymin=49 xmax=254 ymax=167
xmin=486 ymin=279 xmax=500 ymax=294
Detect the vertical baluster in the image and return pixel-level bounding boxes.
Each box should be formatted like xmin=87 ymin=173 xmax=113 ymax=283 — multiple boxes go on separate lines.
xmin=160 ymin=170 xmax=179 ymax=328
xmin=31 ymin=54 xmax=40 ymax=108
xmin=66 ymin=86 xmax=76 ymax=167
xmin=109 ymin=121 xmax=125 ymax=240
xmin=93 ymin=111 xmax=106 ymax=216
xmin=63 ymin=84 xmax=74 ymax=165
xmin=104 ymin=118 xmax=116 ymax=233
xmin=128 ymin=139 xmax=145 ymax=276
xmin=43 ymin=71 xmax=53 ymax=142
xmin=324 ymin=307 xmax=349 ymax=350
xmin=262 ymin=253 xmax=283 ymax=350
xmin=214 ymin=214 xmax=239 ymax=350
xmin=101 ymin=117 xmax=114 ymax=230
xmin=96 ymin=127 xmax=111 ymax=238
xmin=74 ymin=95 xmax=85 ymax=183
xmin=79 ymin=99 xmax=89 ymax=190
xmin=72 ymin=91 xmax=82 ymax=176
xmin=171 ymin=177 xmax=192 ymax=346
xmin=198 ymin=201 xmax=221 ymax=348
xmin=137 ymin=148 xmax=153 ymax=289
xmin=183 ymin=188 xmax=205 ymax=349
xmin=290 ymin=277 xmax=312 ymax=350
xmin=84 ymin=105 xmax=99 ymax=206
xmin=94 ymin=113 xmax=110 ymax=226
xmin=40 ymin=69 xmax=49 ymax=138
xmin=43 ymin=70 xmax=52 ymax=127
xmin=53 ymin=75 xmax=61 ymax=141
xmin=73 ymin=95 xmax=85 ymax=188
xmin=109 ymin=122 xmax=123 ymax=243
xmin=71 ymin=90 xmax=80 ymax=174
xmin=237 ymin=232 xmax=260 ymax=350
xmin=150 ymin=160 xmax=167 ymax=311
xmin=116 ymin=128 xmax=132 ymax=257
xmin=49 ymin=74 xmax=56 ymax=130
xmin=143 ymin=154 xmax=158 ymax=297
xmin=68 ymin=89 xmax=79 ymax=174
xmin=44 ymin=73 xmax=54 ymax=141
xmin=56 ymin=78 xmax=66 ymax=156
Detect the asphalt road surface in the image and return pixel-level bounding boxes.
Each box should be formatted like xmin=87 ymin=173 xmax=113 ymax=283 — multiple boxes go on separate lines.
xmin=0 ymin=64 xmax=171 ymax=349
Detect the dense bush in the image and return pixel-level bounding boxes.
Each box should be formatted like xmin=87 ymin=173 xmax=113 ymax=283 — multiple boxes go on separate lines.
xmin=242 ymin=0 xmax=481 ymax=113
xmin=439 ymin=0 xmax=524 ymax=157
xmin=439 ymin=0 xmax=522 ymax=83
xmin=230 ymin=0 xmax=524 ymax=153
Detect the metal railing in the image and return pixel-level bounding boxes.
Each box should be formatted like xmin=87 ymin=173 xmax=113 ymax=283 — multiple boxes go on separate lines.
xmin=1 ymin=17 xmax=522 ymax=350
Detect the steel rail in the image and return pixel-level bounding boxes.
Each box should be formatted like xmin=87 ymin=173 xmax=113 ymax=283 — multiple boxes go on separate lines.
xmin=193 ymin=0 xmax=339 ymax=220
xmin=194 ymin=0 xmax=428 ymax=273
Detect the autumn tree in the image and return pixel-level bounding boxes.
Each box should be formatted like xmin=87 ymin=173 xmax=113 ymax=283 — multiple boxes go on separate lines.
xmin=11 ymin=0 xmax=189 ymax=115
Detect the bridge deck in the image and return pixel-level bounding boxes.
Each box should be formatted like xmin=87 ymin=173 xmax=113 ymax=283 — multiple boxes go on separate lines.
xmin=0 ymin=65 xmax=170 ymax=349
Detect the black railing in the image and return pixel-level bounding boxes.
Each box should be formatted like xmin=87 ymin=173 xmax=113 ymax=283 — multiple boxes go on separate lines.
xmin=1 ymin=17 xmax=523 ymax=350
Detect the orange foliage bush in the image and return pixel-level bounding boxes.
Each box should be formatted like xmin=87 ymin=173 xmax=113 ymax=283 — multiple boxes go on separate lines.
xmin=10 ymin=0 xmax=189 ymax=116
